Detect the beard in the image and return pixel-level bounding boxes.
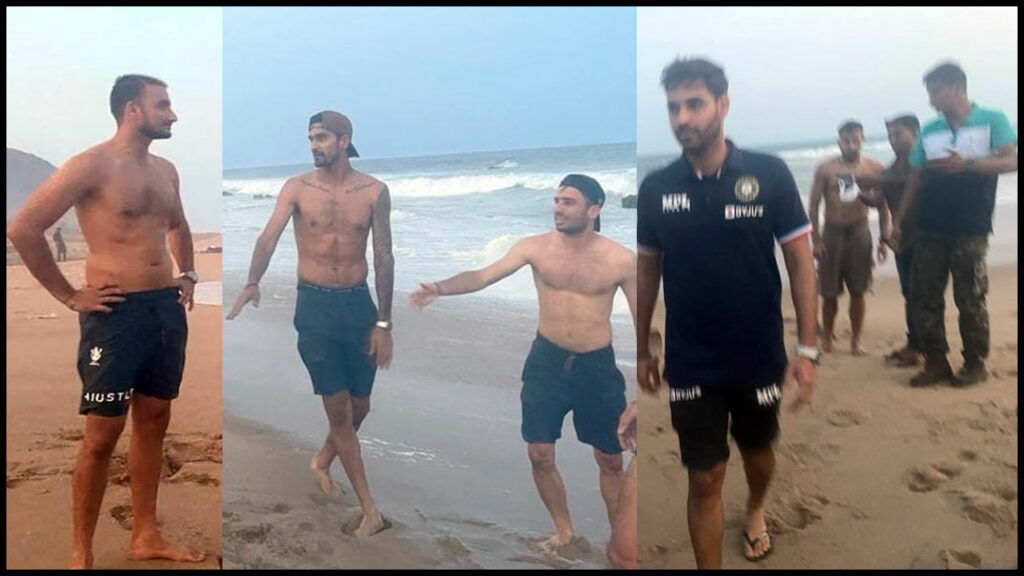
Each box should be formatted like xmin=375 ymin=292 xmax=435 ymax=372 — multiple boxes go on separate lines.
xmin=555 ymin=219 xmax=588 ymax=235
xmin=141 ymin=125 xmax=172 ymax=140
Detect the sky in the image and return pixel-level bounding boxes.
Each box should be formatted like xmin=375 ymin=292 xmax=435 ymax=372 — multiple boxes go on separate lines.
xmin=6 ymin=7 xmax=222 ymax=231
xmin=223 ymin=7 xmax=637 ymax=168
xmin=638 ymin=7 xmax=1018 ymax=155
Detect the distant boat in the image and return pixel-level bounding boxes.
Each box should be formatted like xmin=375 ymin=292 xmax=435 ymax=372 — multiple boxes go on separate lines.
xmin=488 ymin=159 xmax=519 ymax=170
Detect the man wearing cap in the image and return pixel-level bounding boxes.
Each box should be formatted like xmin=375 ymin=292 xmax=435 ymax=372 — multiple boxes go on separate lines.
xmin=410 ymin=174 xmax=637 ymax=553
xmin=637 ymin=57 xmax=818 ymax=567
xmin=809 ymin=120 xmax=887 ymax=355
xmin=228 ymin=110 xmax=394 ymax=538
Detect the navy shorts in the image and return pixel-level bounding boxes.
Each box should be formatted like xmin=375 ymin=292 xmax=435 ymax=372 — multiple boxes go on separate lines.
xmin=293 ymin=280 xmax=378 ymax=398
xmin=77 ymin=287 xmax=187 ymax=417
xmin=520 ymin=333 xmax=627 ymax=455
xmin=669 ymin=372 xmax=785 ymax=470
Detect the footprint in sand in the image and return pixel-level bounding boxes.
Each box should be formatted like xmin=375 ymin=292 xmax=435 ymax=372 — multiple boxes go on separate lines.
xmin=779 ymin=442 xmax=841 ymax=468
xmin=109 ymin=504 xmax=133 ymax=531
xmin=767 ymin=494 xmax=830 ymax=534
xmin=951 ymin=489 xmax=1017 ymax=538
xmin=906 ymin=461 xmax=963 ymax=492
xmin=942 ymin=549 xmax=983 ymax=569
xmin=231 ymin=523 xmax=272 ymax=544
xmin=827 ymin=408 xmax=868 ymax=428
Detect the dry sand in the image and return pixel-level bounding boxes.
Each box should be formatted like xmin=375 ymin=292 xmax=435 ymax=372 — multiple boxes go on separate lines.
xmin=6 ymin=236 xmax=224 ymax=570
xmin=638 ymin=264 xmax=1018 ymax=569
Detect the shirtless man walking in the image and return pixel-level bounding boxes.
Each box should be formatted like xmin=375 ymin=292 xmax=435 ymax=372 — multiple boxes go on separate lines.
xmin=809 ymin=121 xmax=888 ymax=355
xmin=7 ymin=74 xmax=205 ymax=569
xmin=410 ymin=174 xmax=637 ymax=551
xmin=227 ymin=110 xmax=394 ymax=538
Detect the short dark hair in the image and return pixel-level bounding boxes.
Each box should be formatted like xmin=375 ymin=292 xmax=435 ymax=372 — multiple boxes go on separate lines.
xmin=661 ymin=57 xmax=728 ymax=98
xmin=885 ymin=114 xmax=921 ymax=134
xmin=924 ymin=62 xmax=967 ymax=90
xmin=838 ymin=120 xmax=864 ymax=135
xmin=110 ymin=74 xmax=167 ymax=122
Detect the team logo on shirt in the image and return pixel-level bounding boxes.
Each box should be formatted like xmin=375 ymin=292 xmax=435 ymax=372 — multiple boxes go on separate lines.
xmin=89 ymin=347 xmax=103 ymax=367
xmin=734 ymin=176 xmax=760 ymax=203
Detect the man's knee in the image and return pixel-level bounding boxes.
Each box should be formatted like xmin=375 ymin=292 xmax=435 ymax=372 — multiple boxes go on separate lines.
xmin=528 ymin=443 xmax=556 ymax=471
xmin=593 ymin=449 xmax=623 ymax=474
xmin=688 ymin=464 xmax=726 ymax=500
xmin=82 ymin=420 xmax=126 ymax=458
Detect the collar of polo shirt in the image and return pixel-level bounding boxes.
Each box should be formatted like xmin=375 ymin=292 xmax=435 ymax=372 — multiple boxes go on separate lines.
xmin=678 ymin=139 xmax=744 ymax=181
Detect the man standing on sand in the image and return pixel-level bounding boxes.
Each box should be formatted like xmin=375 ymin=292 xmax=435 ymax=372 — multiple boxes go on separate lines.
xmin=856 ymin=114 xmax=923 ymax=367
xmin=6 ymin=74 xmax=205 ymax=569
xmin=227 ymin=110 xmax=394 ymax=538
xmin=809 ymin=120 xmax=888 ymax=356
xmin=892 ymin=62 xmax=1017 ymax=388
xmin=53 ymin=225 xmax=68 ymax=262
xmin=637 ymin=57 xmax=818 ymax=568
xmin=410 ymin=174 xmax=636 ymax=553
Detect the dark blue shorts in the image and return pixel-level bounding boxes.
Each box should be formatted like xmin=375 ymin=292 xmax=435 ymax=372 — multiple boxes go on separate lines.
xmin=77 ymin=287 xmax=187 ymax=417
xmin=293 ymin=280 xmax=378 ymax=398
xmin=520 ymin=333 xmax=626 ymax=454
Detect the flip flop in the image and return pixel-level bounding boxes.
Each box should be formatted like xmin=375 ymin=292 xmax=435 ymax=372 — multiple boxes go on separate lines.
xmin=743 ymin=529 xmax=773 ymax=562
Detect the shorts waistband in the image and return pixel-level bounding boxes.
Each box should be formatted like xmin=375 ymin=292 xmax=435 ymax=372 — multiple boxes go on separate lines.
xmin=297 ymin=280 xmax=369 ymax=293
xmin=120 ymin=286 xmax=181 ymax=302
xmin=533 ymin=332 xmax=613 ymax=359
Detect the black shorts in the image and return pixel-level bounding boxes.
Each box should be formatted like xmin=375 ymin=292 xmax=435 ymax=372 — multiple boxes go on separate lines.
xmin=520 ymin=333 xmax=627 ymax=455
xmin=77 ymin=287 xmax=187 ymax=417
xmin=293 ymin=280 xmax=378 ymax=398
xmin=669 ymin=375 xmax=784 ymax=470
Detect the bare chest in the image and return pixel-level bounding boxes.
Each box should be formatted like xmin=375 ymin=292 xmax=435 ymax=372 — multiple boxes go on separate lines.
xmin=533 ymin=252 xmax=618 ymax=296
xmin=91 ymin=165 xmax=176 ymax=220
xmin=295 ymin=188 xmax=373 ymax=234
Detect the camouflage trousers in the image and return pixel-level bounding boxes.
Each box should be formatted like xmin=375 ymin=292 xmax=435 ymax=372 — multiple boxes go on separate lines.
xmin=912 ymin=233 xmax=989 ymax=362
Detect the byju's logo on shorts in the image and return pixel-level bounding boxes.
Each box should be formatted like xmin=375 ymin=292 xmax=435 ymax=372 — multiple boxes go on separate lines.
xmin=755 ymin=383 xmax=782 ymax=407
xmin=89 ymin=347 xmax=103 ymax=367
xmin=669 ymin=386 xmax=702 ymax=402
xmin=662 ymin=193 xmax=691 ymax=213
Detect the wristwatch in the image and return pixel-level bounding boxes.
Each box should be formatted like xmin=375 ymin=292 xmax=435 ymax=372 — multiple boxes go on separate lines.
xmin=375 ymin=320 xmax=393 ymax=331
xmin=795 ymin=344 xmax=821 ymax=365
xmin=179 ymin=270 xmax=199 ymax=284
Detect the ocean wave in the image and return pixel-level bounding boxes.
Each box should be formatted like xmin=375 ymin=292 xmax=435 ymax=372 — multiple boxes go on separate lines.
xmin=224 ymin=168 xmax=637 ymax=200
xmin=777 ymin=140 xmax=892 ymax=161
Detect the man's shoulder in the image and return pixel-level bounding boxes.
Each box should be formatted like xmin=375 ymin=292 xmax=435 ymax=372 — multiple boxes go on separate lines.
xmin=596 ymin=235 xmax=636 ymax=265
xmin=971 ymin=104 xmax=1011 ymax=125
xmin=921 ymin=115 xmax=949 ymax=133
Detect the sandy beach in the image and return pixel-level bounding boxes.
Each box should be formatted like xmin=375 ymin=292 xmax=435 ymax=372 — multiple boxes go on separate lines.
xmin=222 ymin=274 xmax=637 ymax=569
xmin=638 ymin=263 xmax=1018 ymax=569
xmin=5 ymin=234 xmax=224 ymax=570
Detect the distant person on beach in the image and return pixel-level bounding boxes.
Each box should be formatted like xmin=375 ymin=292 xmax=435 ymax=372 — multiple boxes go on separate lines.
xmin=410 ymin=173 xmax=637 ymax=553
xmin=53 ymin=225 xmax=67 ymax=262
xmin=608 ymin=399 xmax=637 ymax=569
xmin=6 ymin=74 xmax=204 ymax=569
xmin=856 ymin=114 xmax=924 ymax=367
xmin=809 ymin=120 xmax=887 ymax=356
xmin=227 ymin=110 xmax=394 ymax=538
xmin=636 ymin=57 xmax=818 ymax=567
xmin=891 ymin=62 xmax=1018 ymax=388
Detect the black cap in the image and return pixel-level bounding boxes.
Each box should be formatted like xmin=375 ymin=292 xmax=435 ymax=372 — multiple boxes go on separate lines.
xmin=559 ymin=174 xmax=605 ymax=232
xmin=309 ymin=110 xmax=359 ymax=158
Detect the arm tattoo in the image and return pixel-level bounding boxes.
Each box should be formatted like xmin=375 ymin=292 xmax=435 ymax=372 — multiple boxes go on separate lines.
xmin=372 ymin=184 xmax=394 ymax=322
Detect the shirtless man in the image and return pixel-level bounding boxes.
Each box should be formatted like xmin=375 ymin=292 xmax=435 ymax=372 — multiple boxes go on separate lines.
xmin=227 ymin=110 xmax=394 ymax=538
xmin=410 ymin=174 xmax=637 ymax=551
xmin=6 ymin=74 xmax=205 ymax=569
xmin=809 ymin=121 xmax=888 ymax=355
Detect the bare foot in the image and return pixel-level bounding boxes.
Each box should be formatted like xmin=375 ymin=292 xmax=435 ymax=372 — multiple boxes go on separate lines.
xmin=69 ymin=549 xmax=93 ymax=570
xmin=354 ymin=510 xmax=391 ymax=538
xmin=128 ymin=534 xmax=206 ymax=563
xmin=743 ymin=508 xmax=772 ymax=561
xmin=309 ymin=456 xmax=336 ymax=495
xmin=822 ymin=335 xmax=834 ymax=353
xmin=539 ymin=531 xmax=574 ymax=553
xmin=851 ymin=343 xmax=867 ymax=356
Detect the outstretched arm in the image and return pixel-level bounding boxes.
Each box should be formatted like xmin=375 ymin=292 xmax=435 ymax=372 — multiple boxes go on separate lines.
xmin=410 ymin=237 xmax=531 ymax=308
xmin=226 ymin=183 xmax=296 ymax=319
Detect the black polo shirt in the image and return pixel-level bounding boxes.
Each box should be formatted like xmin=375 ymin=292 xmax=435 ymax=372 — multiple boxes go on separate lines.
xmin=637 ymin=141 xmax=811 ymax=389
